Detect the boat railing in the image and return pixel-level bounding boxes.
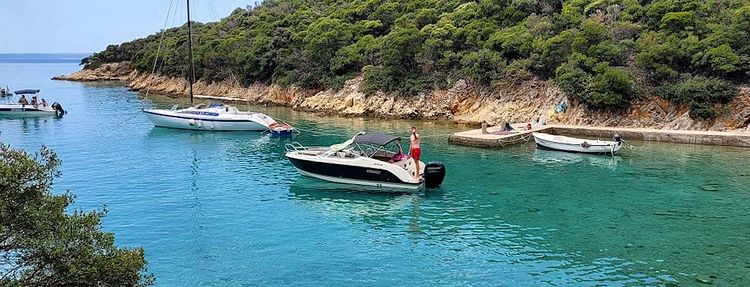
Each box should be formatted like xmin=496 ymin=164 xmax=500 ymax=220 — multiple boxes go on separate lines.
xmin=285 ymin=142 xmax=307 ymax=152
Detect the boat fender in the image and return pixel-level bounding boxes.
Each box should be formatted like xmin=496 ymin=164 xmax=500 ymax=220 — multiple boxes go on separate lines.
xmin=423 ymin=162 xmax=446 ymax=188
xmin=581 ymin=141 xmax=591 ymax=149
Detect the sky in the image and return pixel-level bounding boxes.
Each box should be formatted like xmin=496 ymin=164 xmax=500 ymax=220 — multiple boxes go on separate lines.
xmin=0 ymin=0 xmax=255 ymax=53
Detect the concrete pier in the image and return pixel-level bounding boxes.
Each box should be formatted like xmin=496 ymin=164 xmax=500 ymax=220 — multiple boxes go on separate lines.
xmin=447 ymin=124 xmax=545 ymax=148
xmin=448 ymin=124 xmax=750 ymax=148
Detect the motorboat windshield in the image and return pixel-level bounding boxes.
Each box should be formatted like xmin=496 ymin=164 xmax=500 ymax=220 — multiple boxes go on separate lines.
xmin=323 ymin=133 xmax=406 ymax=161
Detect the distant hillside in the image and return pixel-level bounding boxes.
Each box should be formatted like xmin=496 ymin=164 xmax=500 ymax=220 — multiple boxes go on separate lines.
xmin=82 ymin=0 xmax=750 ymax=119
xmin=0 ymin=53 xmax=91 ymax=63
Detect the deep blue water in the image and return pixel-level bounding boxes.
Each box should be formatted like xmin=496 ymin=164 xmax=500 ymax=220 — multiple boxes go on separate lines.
xmin=1 ymin=62 xmax=750 ymax=286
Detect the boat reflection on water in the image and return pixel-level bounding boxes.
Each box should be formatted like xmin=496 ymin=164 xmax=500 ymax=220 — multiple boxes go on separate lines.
xmin=287 ymin=177 xmax=443 ymax=234
xmin=531 ymin=148 xmax=622 ymax=170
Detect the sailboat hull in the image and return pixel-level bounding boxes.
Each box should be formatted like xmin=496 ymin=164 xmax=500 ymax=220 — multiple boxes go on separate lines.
xmin=143 ymin=110 xmax=268 ymax=131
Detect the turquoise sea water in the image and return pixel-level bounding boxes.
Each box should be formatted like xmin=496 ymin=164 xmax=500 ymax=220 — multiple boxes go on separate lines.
xmin=1 ymin=62 xmax=749 ymax=286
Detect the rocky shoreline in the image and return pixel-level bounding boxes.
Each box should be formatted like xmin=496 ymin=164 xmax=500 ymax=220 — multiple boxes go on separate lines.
xmin=53 ymin=62 xmax=750 ymax=131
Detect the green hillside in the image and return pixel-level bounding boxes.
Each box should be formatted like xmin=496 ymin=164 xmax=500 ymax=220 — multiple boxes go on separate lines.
xmin=82 ymin=0 xmax=750 ymax=118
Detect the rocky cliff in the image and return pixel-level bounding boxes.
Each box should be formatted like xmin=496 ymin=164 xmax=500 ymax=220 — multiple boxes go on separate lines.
xmin=54 ymin=62 xmax=750 ymax=131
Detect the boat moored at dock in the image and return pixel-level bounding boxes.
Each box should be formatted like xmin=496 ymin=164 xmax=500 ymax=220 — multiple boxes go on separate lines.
xmin=533 ymin=132 xmax=622 ymax=155
xmin=285 ymin=132 xmax=446 ymax=191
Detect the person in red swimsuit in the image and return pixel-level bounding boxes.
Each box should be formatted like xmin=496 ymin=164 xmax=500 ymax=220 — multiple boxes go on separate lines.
xmin=410 ymin=126 xmax=421 ymax=179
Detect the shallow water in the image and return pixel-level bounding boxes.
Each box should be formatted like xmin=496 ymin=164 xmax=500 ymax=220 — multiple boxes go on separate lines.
xmin=1 ymin=62 xmax=749 ymax=286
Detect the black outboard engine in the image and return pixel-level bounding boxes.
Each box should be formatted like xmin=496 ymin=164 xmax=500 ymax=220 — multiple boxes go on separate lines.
xmin=423 ymin=161 xmax=446 ymax=188
xmin=51 ymin=102 xmax=66 ymax=117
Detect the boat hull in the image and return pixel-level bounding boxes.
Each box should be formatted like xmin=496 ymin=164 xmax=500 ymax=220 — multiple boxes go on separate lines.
xmin=533 ymin=133 xmax=622 ymax=154
xmin=286 ymin=152 xmax=424 ymax=191
xmin=143 ymin=110 xmax=268 ymax=131
xmin=0 ymin=105 xmax=57 ymax=117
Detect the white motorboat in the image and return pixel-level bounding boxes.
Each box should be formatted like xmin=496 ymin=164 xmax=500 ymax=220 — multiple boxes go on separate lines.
xmin=143 ymin=103 xmax=279 ymax=131
xmin=533 ymin=132 xmax=623 ymax=155
xmin=0 ymin=89 xmax=65 ymax=117
xmin=285 ymin=132 xmax=446 ymax=191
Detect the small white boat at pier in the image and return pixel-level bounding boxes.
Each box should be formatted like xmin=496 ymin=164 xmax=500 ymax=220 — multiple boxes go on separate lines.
xmin=533 ymin=132 xmax=623 ymax=155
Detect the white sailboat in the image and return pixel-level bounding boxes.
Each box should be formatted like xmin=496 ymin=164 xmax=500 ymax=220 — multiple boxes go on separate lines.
xmin=144 ymin=103 xmax=277 ymax=131
xmin=143 ymin=0 xmax=292 ymax=133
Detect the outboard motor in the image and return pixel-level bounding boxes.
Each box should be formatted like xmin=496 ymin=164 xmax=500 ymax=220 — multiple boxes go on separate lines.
xmin=423 ymin=161 xmax=446 ymax=188
xmin=51 ymin=102 xmax=66 ymax=117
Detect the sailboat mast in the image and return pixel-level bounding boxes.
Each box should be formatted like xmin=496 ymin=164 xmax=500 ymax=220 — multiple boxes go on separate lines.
xmin=186 ymin=0 xmax=195 ymax=103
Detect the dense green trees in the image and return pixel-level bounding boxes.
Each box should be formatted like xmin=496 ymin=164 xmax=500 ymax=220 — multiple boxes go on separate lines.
xmin=1 ymin=144 xmax=153 ymax=286
xmin=83 ymin=0 xmax=750 ymax=118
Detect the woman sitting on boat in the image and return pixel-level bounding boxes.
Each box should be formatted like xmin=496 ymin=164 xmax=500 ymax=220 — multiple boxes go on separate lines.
xmin=18 ymin=95 xmax=28 ymax=106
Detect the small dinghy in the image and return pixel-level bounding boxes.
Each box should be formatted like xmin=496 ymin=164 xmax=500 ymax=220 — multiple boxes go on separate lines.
xmin=533 ymin=132 xmax=623 ymax=155
xmin=267 ymin=122 xmax=296 ymax=137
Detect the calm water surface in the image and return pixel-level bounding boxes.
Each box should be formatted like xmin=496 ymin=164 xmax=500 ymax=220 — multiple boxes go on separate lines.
xmin=1 ymin=63 xmax=749 ymax=286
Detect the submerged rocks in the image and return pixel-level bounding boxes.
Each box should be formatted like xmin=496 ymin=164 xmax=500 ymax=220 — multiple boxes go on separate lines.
xmin=695 ymin=275 xmax=714 ymax=284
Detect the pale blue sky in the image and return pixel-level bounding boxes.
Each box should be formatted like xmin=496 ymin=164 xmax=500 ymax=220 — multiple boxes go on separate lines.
xmin=0 ymin=0 xmax=255 ymax=53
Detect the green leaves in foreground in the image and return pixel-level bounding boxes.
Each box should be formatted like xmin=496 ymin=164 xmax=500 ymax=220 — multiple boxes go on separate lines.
xmin=0 ymin=143 xmax=153 ymax=287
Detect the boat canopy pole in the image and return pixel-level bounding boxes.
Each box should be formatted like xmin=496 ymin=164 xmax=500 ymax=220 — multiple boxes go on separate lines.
xmin=186 ymin=0 xmax=195 ymax=103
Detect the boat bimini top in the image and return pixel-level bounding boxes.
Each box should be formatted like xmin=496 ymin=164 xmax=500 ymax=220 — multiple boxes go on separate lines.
xmin=13 ymin=89 xmax=40 ymax=95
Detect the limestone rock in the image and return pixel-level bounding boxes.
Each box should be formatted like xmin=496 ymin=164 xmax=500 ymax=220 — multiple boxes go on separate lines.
xmin=52 ymin=62 xmax=132 ymax=81
xmin=52 ymin=64 xmax=750 ymax=131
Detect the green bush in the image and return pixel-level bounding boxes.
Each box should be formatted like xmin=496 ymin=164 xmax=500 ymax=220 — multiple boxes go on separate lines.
xmin=80 ymin=0 xmax=748 ymax=117
xmin=659 ymin=76 xmax=736 ymax=118
xmin=0 ymin=144 xmax=153 ymax=286
xmin=583 ymin=64 xmax=634 ymax=109
xmin=459 ymin=49 xmax=506 ymax=85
